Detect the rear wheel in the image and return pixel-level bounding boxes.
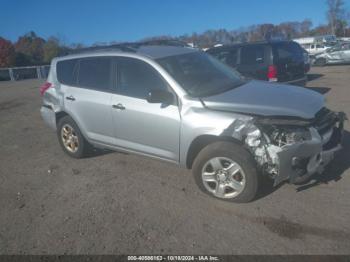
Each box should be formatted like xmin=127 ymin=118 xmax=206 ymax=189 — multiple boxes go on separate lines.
xmin=315 ymin=58 xmax=327 ymax=66
xmin=57 ymin=116 xmax=91 ymax=158
xmin=192 ymin=141 xmax=259 ymax=203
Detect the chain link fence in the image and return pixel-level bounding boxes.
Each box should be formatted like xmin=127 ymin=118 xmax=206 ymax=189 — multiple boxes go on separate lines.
xmin=0 ymin=65 xmax=50 ymax=81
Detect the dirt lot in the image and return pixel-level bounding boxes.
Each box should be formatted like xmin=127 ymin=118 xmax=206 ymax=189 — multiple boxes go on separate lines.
xmin=0 ymin=65 xmax=350 ymax=255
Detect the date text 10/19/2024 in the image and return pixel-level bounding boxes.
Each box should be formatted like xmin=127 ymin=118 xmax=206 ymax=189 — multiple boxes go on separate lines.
xmin=127 ymin=255 xmax=220 ymax=261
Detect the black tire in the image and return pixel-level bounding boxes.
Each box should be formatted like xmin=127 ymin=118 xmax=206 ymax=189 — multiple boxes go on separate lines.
xmin=192 ymin=141 xmax=259 ymax=203
xmin=57 ymin=115 xmax=92 ymax=158
xmin=315 ymin=58 xmax=327 ymax=67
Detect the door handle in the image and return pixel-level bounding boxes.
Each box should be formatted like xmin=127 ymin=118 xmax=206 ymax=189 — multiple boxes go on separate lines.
xmin=112 ymin=103 xmax=125 ymax=110
xmin=66 ymin=95 xmax=75 ymax=101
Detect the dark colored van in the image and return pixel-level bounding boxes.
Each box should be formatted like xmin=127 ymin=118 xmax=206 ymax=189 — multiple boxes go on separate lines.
xmin=206 ymin=41 xmax=308 ymax=86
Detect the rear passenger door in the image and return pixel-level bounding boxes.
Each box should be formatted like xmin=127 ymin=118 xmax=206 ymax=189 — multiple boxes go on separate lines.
xmin=110 ymin=57 xmax=181 ymax=162
xmin=60 ymin=57 xmax=115 ymax=145
xmin=236 ymin=45 xmax=268 ymax=80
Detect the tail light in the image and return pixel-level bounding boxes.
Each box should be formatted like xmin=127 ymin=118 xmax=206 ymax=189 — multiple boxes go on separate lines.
xmin=267 ymin=65 xmax=278 ymax=82
xmin=40 ymin=82 xmax=52 ymax=96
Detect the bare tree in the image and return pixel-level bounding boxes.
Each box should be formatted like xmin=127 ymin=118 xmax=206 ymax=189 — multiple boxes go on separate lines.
xmin=300 ymin=19 xmax=313 ymax=36
xmin=326 ymin=0 xmax=345 ymax=35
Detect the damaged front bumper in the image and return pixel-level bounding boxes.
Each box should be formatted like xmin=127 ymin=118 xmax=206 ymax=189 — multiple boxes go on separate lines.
xmin=250 ymin=111 xmax=346 ymax=186
xmin=275 ymin=125 xmax=343 ymax=185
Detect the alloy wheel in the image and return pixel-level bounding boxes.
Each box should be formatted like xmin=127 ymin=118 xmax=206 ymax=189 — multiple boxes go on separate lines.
xmin=61 ymin=124 xmax=79 ymax=153
xmin=201 ymin=157 xmax=246 ymax=199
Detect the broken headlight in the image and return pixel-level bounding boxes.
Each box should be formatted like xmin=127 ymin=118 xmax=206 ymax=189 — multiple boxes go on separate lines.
xmin=270 ymin=127 xmax=311 ymax=147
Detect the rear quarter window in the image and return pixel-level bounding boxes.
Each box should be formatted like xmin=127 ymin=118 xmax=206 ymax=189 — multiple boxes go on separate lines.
xmin=56 ymin=59 xmax=79 ymax=86
xmin=275 ymin=42 xmax=303 ymax=61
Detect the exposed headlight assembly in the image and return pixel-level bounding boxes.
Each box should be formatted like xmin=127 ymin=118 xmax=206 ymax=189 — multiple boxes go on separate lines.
xmin=270 ymin=127 xmax=311 ymax=147
xmin=255 ymin=118 xmax=312 ymax=147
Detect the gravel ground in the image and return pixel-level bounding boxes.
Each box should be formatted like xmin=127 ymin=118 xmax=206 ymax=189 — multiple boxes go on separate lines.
xmin=0 ymin=65 xmax=349 ymax=255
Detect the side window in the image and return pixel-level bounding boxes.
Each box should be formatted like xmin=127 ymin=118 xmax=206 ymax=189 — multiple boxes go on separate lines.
xmin=226 ymin=49 xmax=239 ymax=67
xmin=117 ymin=57 xmax=168 ymax=99
xmin=77 ymin=57 xmax=112 ymax=91
xmin=341 ymin=44 xmax=350 ymax=50
xmin=213 ymin=51 xmax=230 ymax=63
xmin=57 ymin=59 xmax=79 ymax=86
xmin=240 ymin=46 xmax=264 ymax=65
xmin=214 ymin=49 xmax=238 ymax=67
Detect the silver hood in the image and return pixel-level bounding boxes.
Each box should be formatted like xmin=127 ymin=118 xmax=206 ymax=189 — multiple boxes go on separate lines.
xmin=201 ymin=80 xmax=325 ymax=119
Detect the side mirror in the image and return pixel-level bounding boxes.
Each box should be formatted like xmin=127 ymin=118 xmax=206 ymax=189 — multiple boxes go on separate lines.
xmin=146 ymin=89 xmax=174 ymax=104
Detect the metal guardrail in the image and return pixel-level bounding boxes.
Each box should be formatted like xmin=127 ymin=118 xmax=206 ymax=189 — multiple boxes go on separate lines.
xmin=0 ymin=65 xmax=50 ymax=81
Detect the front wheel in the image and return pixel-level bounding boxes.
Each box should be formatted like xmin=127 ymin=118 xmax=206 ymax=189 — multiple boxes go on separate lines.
xmin=314 ymin=58 xmax=327 ymax=66
xmin=192 ymin=141 xmax=259 ymax=203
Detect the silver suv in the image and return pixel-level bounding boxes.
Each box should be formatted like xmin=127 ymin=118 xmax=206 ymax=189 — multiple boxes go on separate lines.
xmin=40 ymin=44 xmax=345 ymax=202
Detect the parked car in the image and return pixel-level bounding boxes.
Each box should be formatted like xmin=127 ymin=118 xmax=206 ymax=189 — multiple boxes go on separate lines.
xmin=293 ymin=35 xmax=336 ymax=55
xmin=206 ymin=41 xmax=308 ymax=86
xmin=40 ymin=44 xmax=345 ymax=203
xmin=314 ymin=42 xmax=350 ymax=66
xmin=300 ymin=43 xmax=330 ymax=56
xmin=293 ymin=35 xmax=337 ymax=47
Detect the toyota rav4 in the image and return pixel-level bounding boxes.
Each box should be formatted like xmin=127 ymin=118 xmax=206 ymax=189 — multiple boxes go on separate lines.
xmin=40 ymin=43 xmax=346 ymax=202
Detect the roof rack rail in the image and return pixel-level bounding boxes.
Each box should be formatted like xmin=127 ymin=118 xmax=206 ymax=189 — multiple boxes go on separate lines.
xmin=66 ymin=39 xmax=191 ymax=56
xmin=138 ymin=39 xmax=191 ymax=47
xmin=68 ymin=43 xmax=138 ymax=55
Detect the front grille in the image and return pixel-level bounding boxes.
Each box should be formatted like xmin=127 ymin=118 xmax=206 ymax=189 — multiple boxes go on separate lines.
xmin=312 ymin=107 xmax=337 ymax=136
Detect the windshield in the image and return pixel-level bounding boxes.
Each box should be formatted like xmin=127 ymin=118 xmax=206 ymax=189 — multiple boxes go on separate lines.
xmin=156 ymin=52 xmax=245 ymax=97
